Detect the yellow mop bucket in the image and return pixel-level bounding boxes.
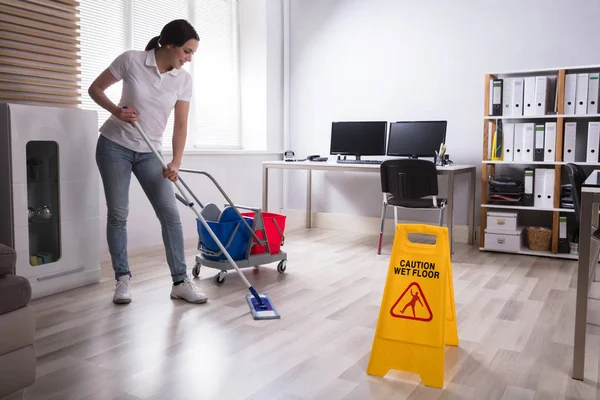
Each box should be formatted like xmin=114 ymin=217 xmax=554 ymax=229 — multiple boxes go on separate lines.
xmin=367 ymin=223 xmax=458 ymax=389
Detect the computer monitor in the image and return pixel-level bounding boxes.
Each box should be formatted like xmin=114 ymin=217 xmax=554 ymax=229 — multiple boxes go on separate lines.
xmin=329 ymin=121 xmax=387 ymax=160
xmin=386 ymin=121 xmax=447 ymax=158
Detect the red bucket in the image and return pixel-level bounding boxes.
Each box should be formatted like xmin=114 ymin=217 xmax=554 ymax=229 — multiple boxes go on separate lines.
xmin=242 ymin=212 xmax=286 ymax=255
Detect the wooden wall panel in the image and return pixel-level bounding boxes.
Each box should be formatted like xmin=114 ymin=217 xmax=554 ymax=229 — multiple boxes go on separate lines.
xmin=0 ymin=0 xmax=80 ymax=107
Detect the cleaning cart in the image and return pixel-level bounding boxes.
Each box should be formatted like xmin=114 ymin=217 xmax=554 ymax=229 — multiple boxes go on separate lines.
xmin=176 ymin=168 xmax=287 ymax=286
xmin=130 ymin=117 xmax=282 ymax=320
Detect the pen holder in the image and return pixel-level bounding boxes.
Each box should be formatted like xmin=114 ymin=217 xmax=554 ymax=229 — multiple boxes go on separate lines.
xmin=435 ymin=154 xmax=449 ymax=166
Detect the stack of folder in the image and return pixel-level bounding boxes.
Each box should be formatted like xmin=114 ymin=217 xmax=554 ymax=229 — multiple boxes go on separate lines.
xmin=488 ymin=175 xmax=524 ymax=205
xmin=489 ymin=76 xmax=556 ymax=117
xmin=561 ymin=184 xmax=573 ymax=209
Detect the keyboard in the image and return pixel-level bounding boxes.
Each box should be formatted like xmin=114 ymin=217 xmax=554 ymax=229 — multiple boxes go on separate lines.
xmin=336 ymin=159 xmax=382 ymax=165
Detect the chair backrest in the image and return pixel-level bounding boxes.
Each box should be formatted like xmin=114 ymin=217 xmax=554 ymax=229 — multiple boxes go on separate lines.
xmin=565 ymin=163 xmax=587 ymax=225
xmin=380 ymin=159 xmax=438 ymax=200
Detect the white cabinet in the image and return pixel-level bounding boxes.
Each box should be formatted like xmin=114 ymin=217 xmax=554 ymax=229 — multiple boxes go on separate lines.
xmin=0 ymin=103 xmax=101 ymax=299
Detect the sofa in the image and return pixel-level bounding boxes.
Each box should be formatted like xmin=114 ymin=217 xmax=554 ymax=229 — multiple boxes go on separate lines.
xmin=0 ymin=244 xmax=35 ymax=398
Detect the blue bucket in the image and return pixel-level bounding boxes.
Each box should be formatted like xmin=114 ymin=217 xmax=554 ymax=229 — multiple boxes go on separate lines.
xmin=197 ymin=208 xmax=253 ymax=261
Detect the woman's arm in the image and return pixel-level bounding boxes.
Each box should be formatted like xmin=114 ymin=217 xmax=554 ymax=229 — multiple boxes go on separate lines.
xmin=163 ymin=100 xmax=190 ymax=182
xmin=88 ymin=68 xmax=138 ymax=123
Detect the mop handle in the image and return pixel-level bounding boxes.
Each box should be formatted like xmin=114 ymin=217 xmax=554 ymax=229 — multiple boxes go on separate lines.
xmin=128 ymin=117 xmax=258 ymax=296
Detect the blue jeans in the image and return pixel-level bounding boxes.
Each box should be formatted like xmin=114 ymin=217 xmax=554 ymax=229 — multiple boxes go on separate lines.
xmin=95 ymin=135 xmax=188 ymax=283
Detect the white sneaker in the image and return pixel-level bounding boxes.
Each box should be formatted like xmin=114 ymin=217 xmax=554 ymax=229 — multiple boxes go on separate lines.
xmin=170 ymin=278 xmax=208 ymax=304
xmin=113 ymin=275 xmax=132 ymax=304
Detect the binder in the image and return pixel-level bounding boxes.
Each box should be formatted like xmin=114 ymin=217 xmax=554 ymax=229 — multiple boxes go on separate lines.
xmin=576 ymin=73 xmax=589 ymax=115
xmin=534 ymin=76 xmax=550 ymax=116
xmin=564 ymin=73 xmax=577 ymax=115
xmin=524 ymin=168 xmax=534 ymax=206
xmin=491 ymin=121 xmax=503 ymax=160
xmin=563 ymin=122 xmax=577 ymax=162
xmin=588 ymin=73 xmax=600 ymax=114
xmin=512 ymin=78 xmax=524 ymax=116
xmin=503 ymin=122 xmax=515 ymax=162
xmin=534 ymin=124 xmax=545 ymax=161
xmin=543 ymin=168 xmax=555 ymax=209
xmin=524 ymin=77 xmax=536 ymax=116
xmin=544 ymin=122 xmax=557 ymax=162
xmin=503 ymin=78 xmax=513 ymax=117
xmin=513 ymin=123 xmax=524 ymax=162
xmin=558 ymin=215 xmax=569 ymax=253
xmin=522 ymin=122 xmax=535 ymax=162
xmin=587 ymin=121 xmax=600 ymax=162
xmin=491 ymin=79 xmax=503 ymax=116
xmin=534 ymin=168 xmax=555 ymax=209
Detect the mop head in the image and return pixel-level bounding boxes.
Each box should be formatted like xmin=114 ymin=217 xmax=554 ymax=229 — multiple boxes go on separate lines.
xmin=246 ymin=292 xmax=280 ymax=320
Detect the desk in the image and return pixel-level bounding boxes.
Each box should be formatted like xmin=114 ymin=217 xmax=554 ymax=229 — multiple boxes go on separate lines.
xmin=573 ymin=169 xmax=600 ymax=380
xmin=262 ymin=160 xmax=477 ymax=249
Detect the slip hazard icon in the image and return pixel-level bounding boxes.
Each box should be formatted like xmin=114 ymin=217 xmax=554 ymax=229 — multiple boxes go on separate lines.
xmin=390 ymin=282 xmax=433 ymax=322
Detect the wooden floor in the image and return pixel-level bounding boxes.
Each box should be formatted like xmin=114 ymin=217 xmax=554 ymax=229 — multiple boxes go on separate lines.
xmin=11 ymin=227 xmax=600 ymax=399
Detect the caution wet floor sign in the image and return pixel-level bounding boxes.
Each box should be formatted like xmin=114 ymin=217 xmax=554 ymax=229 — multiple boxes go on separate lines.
xmin=367 ymin=224 xmax=458 ymax=389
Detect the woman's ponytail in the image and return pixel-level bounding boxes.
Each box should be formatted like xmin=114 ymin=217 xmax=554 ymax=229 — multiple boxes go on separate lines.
xmin=146 ymin=20 xmax=198 ymax=51
xmin=145 ymin=35 xmax=160 ymax=51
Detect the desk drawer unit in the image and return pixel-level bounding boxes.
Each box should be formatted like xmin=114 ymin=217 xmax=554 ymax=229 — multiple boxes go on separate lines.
xmin=486 ymin=211 xmax=518 ymax=232
xmin=484 ymin=227 xmax=523 ymax=252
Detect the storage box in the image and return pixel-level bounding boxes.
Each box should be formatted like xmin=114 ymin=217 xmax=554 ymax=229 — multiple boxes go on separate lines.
xmin=484 ymin=226 xmax=524 ymax=252
xmin=486 ymin=211 xmax=518 ymax=232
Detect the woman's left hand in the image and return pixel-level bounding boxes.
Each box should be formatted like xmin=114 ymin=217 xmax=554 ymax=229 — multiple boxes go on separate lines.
xmin=163 ymin=161 xmax=180 ymax=182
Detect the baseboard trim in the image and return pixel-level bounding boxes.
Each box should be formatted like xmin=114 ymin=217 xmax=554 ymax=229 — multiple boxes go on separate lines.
xmin=280 ymin=209 xmax=474 ymax=244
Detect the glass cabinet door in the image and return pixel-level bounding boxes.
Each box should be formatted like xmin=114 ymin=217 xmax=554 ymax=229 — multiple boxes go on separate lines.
xmin=26 ymin=141 xmax=61 ymax=266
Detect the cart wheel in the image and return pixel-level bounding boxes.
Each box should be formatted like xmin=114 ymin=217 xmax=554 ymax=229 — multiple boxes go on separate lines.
xmin=277 ymin=260 xmax=287 ymax=274
xmin=214 ymin=271 xmax=226 ymax=286
xmin=192 ymin=263 xmax=201 ymax=278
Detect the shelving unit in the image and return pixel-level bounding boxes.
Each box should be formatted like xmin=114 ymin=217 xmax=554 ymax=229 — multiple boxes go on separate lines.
xmin=481 ymin=65 xmax=600 ymax=260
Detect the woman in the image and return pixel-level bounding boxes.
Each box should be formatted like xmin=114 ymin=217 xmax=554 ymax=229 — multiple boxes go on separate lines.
xmin=88 ymin=19 xmax=207 ymax=305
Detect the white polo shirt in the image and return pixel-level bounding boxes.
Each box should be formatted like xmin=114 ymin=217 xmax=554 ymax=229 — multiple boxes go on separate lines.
xmin=98 ymin=49 xmax=192 ymax=153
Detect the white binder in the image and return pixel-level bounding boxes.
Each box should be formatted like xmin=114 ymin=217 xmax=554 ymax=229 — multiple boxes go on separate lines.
xmin=576 ymin=73 xmax=589 ymax=115
xmin=544 ymin=122 xmax=557 ymax=162
xmin=543 ymin=168 xmax=555 ymax=209
xmin=524 ymin=77 xmax=536 ymax=116
xmin=522 ymin=122 xmax=535 ymax=162
xmin=588 ymin=73 xmax=600 ymax=114
xmin=534 ymin=168 xmax=555 ymax=209
xmin=503 ymin=122 xmax=514 ymax=161
xmin=513 ymin=123 xmax=524 ymax=161
xmin=534 ymin=76 xmax=549 ymax=116
xmin=587 ymin=121 xmax=600 ymax=162
xmin=512 ymin=78 xmax=524 ymax=116
xmin=502 ymin=78 xmax=513 ymax=117
xmin=563 ymin=122 xmax=577 ymax=162
xmin=564 ymin=74 xmax=577 ymax=115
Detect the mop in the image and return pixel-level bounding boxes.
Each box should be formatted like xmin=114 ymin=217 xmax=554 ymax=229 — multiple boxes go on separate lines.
xmin=128 ymin=115 xmax=280 ymax=320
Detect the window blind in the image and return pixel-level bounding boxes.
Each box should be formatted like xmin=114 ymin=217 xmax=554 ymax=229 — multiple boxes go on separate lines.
xmin=0 ymin=0 xmax=81 ymax=107
xmin=78 ymin=0 xmax=128 ymax=129
xmin=193 ymin=0 xmax=241 ymax=148
xmin=78 ymin=0 xmax=240 ymax=150
xmin=131 ymin=0 xmax=190 ymax=149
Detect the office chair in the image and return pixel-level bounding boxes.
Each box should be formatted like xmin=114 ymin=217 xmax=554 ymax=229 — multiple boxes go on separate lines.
xmin=565 ymin=163 xmax=600 ymax=273
xmin=377 ymin=159 xmax=446 ymax=254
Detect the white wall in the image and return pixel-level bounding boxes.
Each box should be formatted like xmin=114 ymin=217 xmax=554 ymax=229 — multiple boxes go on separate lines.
xmin=286 ymin=0 xmax=600 ymax=227
xmin=99 ymin=1 xmax=285 ymax=257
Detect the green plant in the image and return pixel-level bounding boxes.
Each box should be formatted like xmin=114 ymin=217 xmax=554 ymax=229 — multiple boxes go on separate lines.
xmin=570 ymin=230 xmax=579 ymax=244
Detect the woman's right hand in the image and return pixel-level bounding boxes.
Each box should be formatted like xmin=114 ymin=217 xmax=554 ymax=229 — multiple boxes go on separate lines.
xmin=114 ymin=106 xmax=138 ymax=124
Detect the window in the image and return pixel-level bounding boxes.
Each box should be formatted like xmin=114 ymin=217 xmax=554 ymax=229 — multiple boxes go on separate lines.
xmin=78 ymin=0 xmax=241 ymax=150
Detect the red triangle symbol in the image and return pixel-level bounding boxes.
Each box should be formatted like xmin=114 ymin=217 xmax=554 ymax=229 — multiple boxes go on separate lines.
xmin=390 ymin=282 xmax=433 ymax=322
